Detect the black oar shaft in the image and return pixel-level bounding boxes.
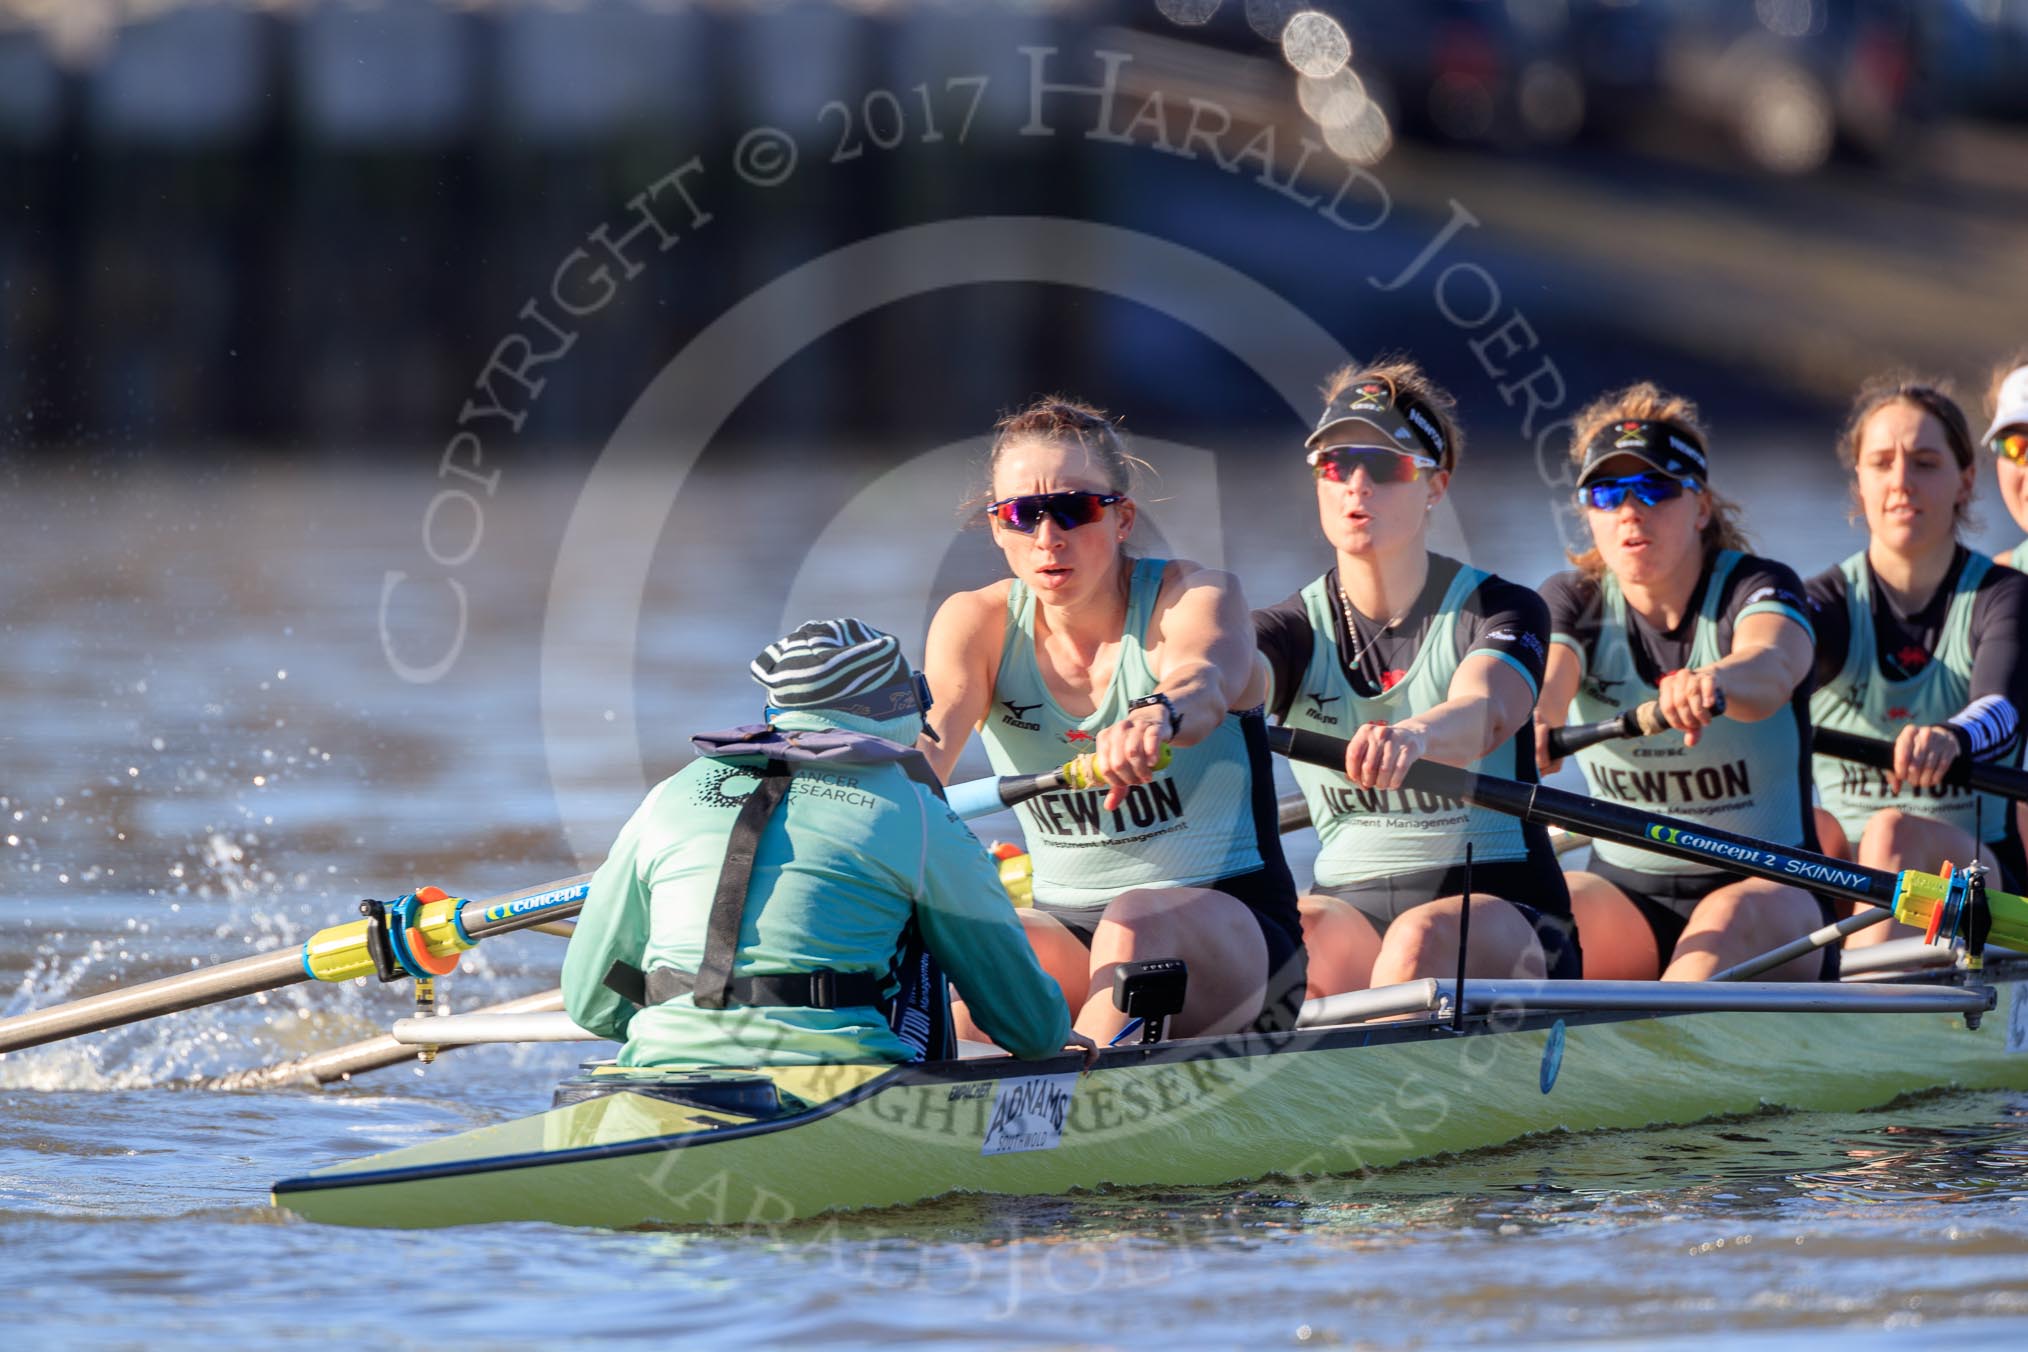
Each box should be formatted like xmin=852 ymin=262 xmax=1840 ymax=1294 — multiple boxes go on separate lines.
xmin=1811 ymin=727 xmax=2028 ymax=800
xmin=1268 ymin=726 xmax=1902 ymax=911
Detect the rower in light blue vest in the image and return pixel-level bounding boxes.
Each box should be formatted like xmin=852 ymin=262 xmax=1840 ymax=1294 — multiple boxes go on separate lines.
xmin=922 ymin=397 xmax=1306 ymax=1041
xmin=980 ymin=556 xmax=1269 ymax=904
xmin=1255 ymin=358 xmax=1580 ymax=995
xmin=1803 ymin=377 xmax=2028 ymax=949
xmin=1539 ymin=391 xmax=1828 ymax=983
xmin=1281 ymin=563 xmax=1534 ymax=885
xmin=1571 ymin=551 xmax=1808 ymax=876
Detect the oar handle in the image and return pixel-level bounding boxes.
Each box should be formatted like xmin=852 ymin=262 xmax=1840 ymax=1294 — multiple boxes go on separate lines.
xmin=1545 ymin=692 xmax=1727 ymax=760
xmin=1811 ymin=726 xmax=2028 ymax=801
xmin=947 ymin=745 xmax=1175 ymax=820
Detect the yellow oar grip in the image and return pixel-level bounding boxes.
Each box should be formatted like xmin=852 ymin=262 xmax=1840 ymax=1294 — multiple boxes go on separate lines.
xmin=303 ymin=919 xmax=375 ymax=983
xmin=1060 ymin=744 xmax=1174 ymax=791
xmin=300 ymin=893 xmax=476 ymax=983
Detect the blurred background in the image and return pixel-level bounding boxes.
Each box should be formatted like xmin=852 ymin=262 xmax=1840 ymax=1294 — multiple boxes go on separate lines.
xmin=6 ymin=0 xmax=2028 ymax=921
xmin=2 ymin=0 xmax=2025 ymax=455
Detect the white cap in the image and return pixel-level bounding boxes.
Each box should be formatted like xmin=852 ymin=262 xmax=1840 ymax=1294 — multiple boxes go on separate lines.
xmin=1987 ymin=364 xmax=2028 ymax=443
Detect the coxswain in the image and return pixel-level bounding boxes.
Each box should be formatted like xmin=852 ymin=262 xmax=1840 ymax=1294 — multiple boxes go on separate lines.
xmin=562 ymin=618 xmax=1092 ymax=1067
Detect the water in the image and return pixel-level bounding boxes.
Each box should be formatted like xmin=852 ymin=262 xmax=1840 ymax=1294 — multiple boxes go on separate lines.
xmin=4 ymin=454 xmax=2027 ymax=1347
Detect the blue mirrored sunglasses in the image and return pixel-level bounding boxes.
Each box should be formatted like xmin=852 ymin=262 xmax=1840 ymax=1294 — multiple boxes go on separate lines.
xmin=1577 ymin=474 xmax=1701 ymax=511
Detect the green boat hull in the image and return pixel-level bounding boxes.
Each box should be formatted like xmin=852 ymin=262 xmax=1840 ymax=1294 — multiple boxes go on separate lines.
xmin=274 ymin=973 xmax=2028 ymax=1230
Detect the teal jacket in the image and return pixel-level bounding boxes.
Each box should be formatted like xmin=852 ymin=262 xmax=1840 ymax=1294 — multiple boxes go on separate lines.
xmin=562 ymin=747 xmax=1070 ymax=1068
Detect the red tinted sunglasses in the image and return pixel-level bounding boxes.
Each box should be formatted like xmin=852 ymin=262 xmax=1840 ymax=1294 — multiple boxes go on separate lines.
xmin=1307 ymin=445 xmax=1438 ymax=486
xmin=986 ymin=491 xmax=1124 ymax=534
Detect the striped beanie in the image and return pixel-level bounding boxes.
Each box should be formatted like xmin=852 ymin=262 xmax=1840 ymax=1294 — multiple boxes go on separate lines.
xmin=752 ymin=618 xmax=923 ymax=740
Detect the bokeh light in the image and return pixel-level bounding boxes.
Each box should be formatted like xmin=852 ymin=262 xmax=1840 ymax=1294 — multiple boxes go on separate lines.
xmin=1279 ymin=11 xmax=1350 ymax=82
xmin=1154 ymin=0 xmax=1223 ymax=26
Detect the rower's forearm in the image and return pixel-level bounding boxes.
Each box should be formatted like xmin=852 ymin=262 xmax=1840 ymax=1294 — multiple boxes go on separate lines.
xmin=1404 ymin=695 xmax=1523 ymax=767
xmin=1707 ymin=648 xmax=1804 ymax=723
xmin=1157 ymin=661 xmax=1235 ymax=747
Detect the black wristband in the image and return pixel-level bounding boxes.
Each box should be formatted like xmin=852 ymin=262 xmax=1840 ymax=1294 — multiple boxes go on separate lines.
xmin=1127 ymin=692 xmax=1183 ymax=738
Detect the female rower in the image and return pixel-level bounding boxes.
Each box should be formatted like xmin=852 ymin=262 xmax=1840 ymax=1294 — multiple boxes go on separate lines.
xmin=921 ymin=398 xmax=1307 ymax=1039
xmin=1254 ymin=358 xmax=1580 ymax=989
xmin=1808 ymin=376 xmax=2028 ymax=946
xmin=1985 ymin=354 xmax=2028 ymax=568
xmin=1534 ymin=385 xmax=1829 ymax=981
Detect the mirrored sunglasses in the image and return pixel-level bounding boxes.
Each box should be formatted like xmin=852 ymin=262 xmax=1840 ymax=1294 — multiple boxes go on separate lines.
xmin=1306 ymin=445 xmax=1438 ymax=486
xmin=986 ymin=491 xmax=1124 ymax=534
xmin=1577 ymin=474 xmax=1700 ymax=511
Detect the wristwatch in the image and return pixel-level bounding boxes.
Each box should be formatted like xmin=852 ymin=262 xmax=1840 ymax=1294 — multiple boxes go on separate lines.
xmin=1126 ymin=692 xmax=1183 ymax=738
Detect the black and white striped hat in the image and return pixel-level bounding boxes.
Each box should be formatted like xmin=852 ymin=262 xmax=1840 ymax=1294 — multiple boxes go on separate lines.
xmin=751 ymin=618 xmax=913 ymax=718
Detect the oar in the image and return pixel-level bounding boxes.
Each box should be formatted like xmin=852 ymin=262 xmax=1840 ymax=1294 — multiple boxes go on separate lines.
xmin=1266 ymin=725 xmax=2028 ymax=955
xmin=0 ymin=872 xmax=597 ymax=1057
xmin=1544 ymin=694 xmax=1725 ymax=760
xmin=1812 ymin=726 xmax=2028 ymax=800
xmin=203 ymin=987 xmax=568 ymax=1091
xmin=0 ymin=750 xmax=1160 ymax=1057
xmin=1273 ymin=785 xmax=1585 ymax=854
xmin=231 ymin=770 xmax=1583 ymax=1086
xmin=1551 ymin=707 xmax=2028 ymax=803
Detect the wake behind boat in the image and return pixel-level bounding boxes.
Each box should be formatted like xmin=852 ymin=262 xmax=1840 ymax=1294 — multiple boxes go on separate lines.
xmin=271 ymin=950 xmax=2028 ymax=1230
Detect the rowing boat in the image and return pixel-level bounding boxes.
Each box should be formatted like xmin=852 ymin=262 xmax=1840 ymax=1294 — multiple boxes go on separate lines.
xmin=272 ymin=724 xmax=2028 ymax=1230
xmin=272 ymin=949 xmax=2028 ymax=1230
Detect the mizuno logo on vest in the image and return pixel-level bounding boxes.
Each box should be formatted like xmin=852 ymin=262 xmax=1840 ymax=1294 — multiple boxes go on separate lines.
xmin=999 ymin=699 xmax=1042 ymax=731
xmin=1306 ymin=691 xmax=1341 ymax=725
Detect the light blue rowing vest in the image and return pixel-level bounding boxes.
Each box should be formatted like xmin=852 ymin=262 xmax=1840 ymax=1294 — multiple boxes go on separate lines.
xmin=978 ymin=557 xmax=1265 ymax=908
xmin=1281 ymin=563 xmax=1532 ymax=887
xmin=1810 ymin=550 xmax=2012 ymax=845
xmin=1566 ymin=551 xmax=1809 ymax=876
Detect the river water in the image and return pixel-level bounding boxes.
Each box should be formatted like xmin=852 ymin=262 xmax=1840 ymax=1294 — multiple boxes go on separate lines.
xmin=4 ymin=450 xmax=2026 ymax=1347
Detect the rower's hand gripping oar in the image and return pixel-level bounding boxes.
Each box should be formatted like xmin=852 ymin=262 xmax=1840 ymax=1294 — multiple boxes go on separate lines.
xmin=1266 ymin=724 xmax=2028 ymax=959
xmin=1545 ymin=692 xmax=1727 ymax=761
xmin=944 ymin=745 xmax=1172 ymax=819
xmin=0 ymin=749 xmax=1161 ymax=1056
xmin=1811 ymin=725 xmax=2028 ymax=801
